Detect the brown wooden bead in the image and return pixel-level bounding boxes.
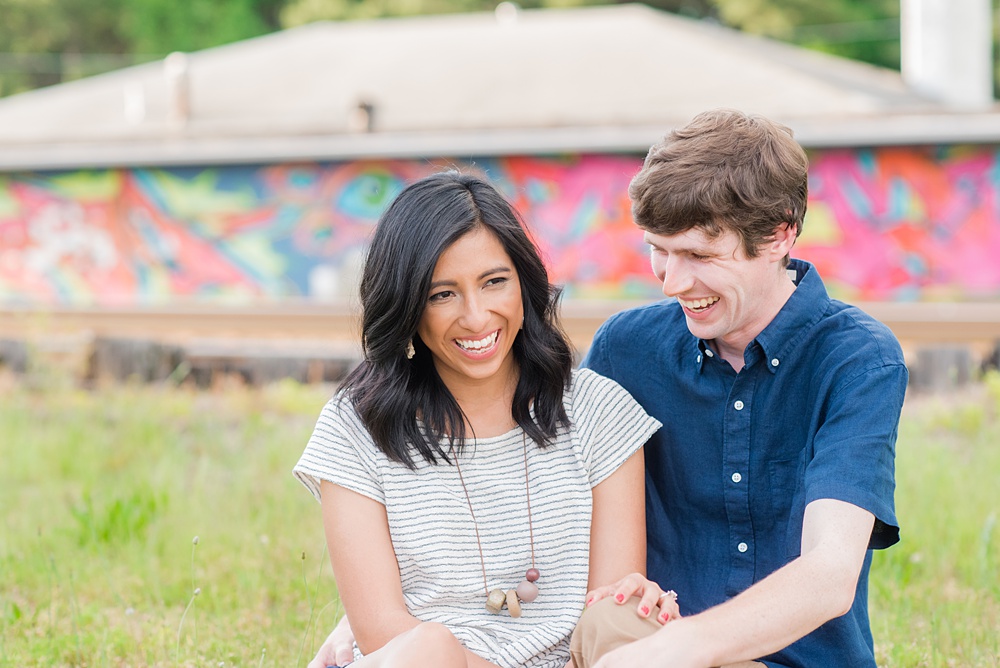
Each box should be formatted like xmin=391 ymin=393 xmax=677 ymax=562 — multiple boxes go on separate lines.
xmin=506 ymin=589 xmax=522 ymax=617
xmin=486 ymin=588 xmax=506 ymax=614
xmin=525 ymin=568 xmax=540 ymax=582
xmin=515 ymin=580 xmax=538 ymax=602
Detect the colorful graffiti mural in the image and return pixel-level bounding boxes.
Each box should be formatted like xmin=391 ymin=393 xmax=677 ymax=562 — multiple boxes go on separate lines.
xmin=1 ymin=146 xmax=1000 ymax=307
xmin=800 ymin=146 xmax=1000 ymax=301
xmin=0 ymin=156 xmax=656 ymax=307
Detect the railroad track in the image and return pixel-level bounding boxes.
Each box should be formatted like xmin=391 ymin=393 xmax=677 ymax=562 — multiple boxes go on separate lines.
xmin=2 ymin=301 xmax=999 ymax=354
xmin=3 ymin=301 xmax=997 ymax=390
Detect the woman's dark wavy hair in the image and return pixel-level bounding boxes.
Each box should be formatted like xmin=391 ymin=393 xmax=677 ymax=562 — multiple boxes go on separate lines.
xmin=340 ymin=171 xmax=573 ymax=468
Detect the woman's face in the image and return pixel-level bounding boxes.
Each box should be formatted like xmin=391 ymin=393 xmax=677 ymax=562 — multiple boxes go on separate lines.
xmin=416 ymin=226 xmax=524 ymax=396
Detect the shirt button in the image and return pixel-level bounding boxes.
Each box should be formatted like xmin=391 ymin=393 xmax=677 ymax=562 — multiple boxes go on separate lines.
xmin=705 ymin=349 xmax=714 ymax=357
xmin=771 ymin=358 xmax=780 ymax=367
xmin=697 ymin=354 xmax=702 ymax=363
xmin=737 ymin=542 xmax=748 ymax=553
xmin=734 ymin=400 xmax=744 ymax=410
xmin=731 ymin=472 xmax=742 ymax=483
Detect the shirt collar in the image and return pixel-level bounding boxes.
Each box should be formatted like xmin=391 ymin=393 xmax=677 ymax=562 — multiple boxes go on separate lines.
xmin=691 ymin=259 xmax=830 ymax=374
xmin=695 ymin=338 xmax=714 ymax=373
xmin=753 ymin=259 xmax=830 ymax=373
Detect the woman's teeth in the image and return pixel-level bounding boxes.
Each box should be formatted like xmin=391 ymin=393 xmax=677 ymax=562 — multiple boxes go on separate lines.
xmin=457 ymin=331 xmax=499 ymax=351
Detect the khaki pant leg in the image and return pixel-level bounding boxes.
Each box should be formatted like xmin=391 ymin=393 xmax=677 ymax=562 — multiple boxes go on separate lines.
xmin=569 ymin=596 xmax=662 ymax=668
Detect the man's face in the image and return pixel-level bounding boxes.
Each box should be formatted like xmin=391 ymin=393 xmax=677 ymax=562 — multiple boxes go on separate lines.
xmin=643 ymin=226 xmax=794 ymax=356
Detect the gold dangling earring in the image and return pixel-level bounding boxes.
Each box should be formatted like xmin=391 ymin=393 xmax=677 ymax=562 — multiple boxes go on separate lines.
xmin=406 ymin=339 xmax=415 ymax=360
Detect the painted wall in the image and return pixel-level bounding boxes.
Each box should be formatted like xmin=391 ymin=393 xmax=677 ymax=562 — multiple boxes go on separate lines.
xmin=1 ymin=146 xmax=999 ymax=307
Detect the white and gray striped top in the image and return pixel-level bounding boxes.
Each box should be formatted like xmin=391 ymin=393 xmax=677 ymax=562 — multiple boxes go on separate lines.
xmin=294 ymin=368 xmax=660 ymax=668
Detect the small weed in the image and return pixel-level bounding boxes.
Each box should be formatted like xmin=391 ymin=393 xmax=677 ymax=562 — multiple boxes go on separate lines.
xmin=6 ymin=600 xmax=23 ymax=623
xmin=176 ymin=535 xmax=201 ymax=661
xmin=297 ymin=547 xmax=329 ymax=667
xmin=70 ymin=489 xmax=165 ymax=546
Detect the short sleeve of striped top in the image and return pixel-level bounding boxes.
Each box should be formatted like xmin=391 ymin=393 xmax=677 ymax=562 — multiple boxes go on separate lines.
xmin=566 ymin=368 xmax=662 ymax=487
xmin=292 ymin=368 xmax=660 ymax=668
xmin=293 ymin=394 xmax=386 ymax=505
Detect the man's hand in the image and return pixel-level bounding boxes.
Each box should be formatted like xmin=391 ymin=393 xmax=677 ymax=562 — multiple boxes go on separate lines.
xmin=590 ymin=620 xmax=764 ymax=668
xmin=585 ymin=572 xmax=681 ymax=625
xmin=307 ymin=615 xmax=355 ymax=668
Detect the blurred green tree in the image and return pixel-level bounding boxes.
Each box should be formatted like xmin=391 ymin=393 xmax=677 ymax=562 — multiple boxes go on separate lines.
xmin=123 ymin=0 xmax=286 ymax=53
xmin=0 ymin=0 xmax=129 ymax=94
xmin=279 ymin=0 xmax=606 ymax=24
xmin=711 ymin=0 xmax=901 ymax=71
xmin=0 ymin=0 xmax=288 ymax=96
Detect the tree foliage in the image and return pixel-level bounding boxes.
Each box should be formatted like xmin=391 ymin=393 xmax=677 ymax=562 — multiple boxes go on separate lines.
xmin=0 ymin=0 xmax=130 ymax=94
xmin=711 ymin=0 xmax=901 ymax=71
xmin=0 ymin=0 xmax=287 ymax=95
xmin=122 ymin=0 xmax=286 ymax=54
xmin=279 ymin=0 xmax=609 ymax=25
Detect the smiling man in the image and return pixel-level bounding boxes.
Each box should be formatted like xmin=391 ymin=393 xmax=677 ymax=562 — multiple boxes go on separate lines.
xmin=574 ymin=109 xmax=908 ymax=667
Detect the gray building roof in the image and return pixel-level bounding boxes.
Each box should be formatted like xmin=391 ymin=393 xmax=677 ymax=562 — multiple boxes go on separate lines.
xmin=1 ymin=3 xmax=999 ymax=170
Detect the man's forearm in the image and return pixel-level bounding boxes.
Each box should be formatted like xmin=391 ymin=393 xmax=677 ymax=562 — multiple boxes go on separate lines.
xmin=657 ymin=499 xmax=874 ymax=666
xmin=677 ymin=547 xmax=860 ymax=665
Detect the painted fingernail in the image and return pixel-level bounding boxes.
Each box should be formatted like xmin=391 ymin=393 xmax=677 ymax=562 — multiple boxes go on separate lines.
xmin=659 ymin=613 xmax=670 ymax=622
xmin=615 ymin=594 xmax=625 ymax=603
xmin=639 ymin=605 xmax=650 ymax=616
xmin=586 ymin=597 xmax=593 ymax=607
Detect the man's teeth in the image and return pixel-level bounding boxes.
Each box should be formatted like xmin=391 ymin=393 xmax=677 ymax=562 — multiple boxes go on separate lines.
xmin=457 ymin=331 xmax=499 ymax=351
xmin=680 ymin=296 xmax=720 ymax=311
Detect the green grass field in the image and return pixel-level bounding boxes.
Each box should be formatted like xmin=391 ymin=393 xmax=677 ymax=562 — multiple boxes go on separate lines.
xmin=1 ymin=370 xmax=998 ymax=666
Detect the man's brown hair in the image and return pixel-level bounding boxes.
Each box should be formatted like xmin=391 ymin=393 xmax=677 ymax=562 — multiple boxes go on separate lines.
xmin=628 ymin=109 xmax=809 ymax=260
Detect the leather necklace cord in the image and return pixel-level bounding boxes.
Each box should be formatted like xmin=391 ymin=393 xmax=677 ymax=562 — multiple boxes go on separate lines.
xmin=522 ymin=431 xmax=536 ymax=569
xmin=452 ymin=430 xmax=536 ymax=598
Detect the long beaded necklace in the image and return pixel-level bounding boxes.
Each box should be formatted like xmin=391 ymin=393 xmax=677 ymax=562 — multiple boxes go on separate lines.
xmin=452 ymin=430 xmax=540 ymax=616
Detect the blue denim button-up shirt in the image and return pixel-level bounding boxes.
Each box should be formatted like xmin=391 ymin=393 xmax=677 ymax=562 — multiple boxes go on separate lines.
xmin=582 ymin=259 xmax=907 ymax=667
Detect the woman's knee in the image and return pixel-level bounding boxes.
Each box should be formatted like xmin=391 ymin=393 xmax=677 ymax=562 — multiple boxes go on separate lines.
xmin=571 ymin=596 xmax=661 ymax=668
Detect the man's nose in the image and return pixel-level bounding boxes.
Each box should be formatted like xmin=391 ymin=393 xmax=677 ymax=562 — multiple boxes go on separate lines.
xmin=660 ymin=257 xmax=694 ymax=297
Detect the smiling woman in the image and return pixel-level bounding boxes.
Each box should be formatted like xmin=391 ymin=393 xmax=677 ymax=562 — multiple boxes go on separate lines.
xmin=342 ymin=171 xmax=573 ymax=464
xmin=292 ymin=171 xmax=665 ymax=668
xmin=417 ymin=227 xmax=524 ymax=411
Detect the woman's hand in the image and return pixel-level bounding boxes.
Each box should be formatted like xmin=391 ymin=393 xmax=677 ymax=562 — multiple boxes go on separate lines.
xmin=584 ymin=572 xmax=681 ymax=625
xmin=307 ymin=615 xmax=356 ymax=668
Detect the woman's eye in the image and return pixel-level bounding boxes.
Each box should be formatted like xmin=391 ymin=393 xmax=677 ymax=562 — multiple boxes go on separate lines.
xmin=428 ymin=290 xmax=452 ymax=302
xmin=485 ymin=277 xmax=508 ymax=287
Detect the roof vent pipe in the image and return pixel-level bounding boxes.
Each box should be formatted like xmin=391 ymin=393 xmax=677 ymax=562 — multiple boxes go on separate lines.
xmin=900 ymin=0 xmax=994 ymax=109
xmin=348 ymin=100 xmax=375 ymax=133
xmin=163 ymin=52 xmax=191 ymax=128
